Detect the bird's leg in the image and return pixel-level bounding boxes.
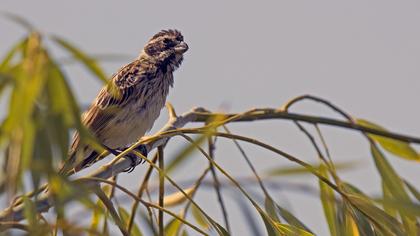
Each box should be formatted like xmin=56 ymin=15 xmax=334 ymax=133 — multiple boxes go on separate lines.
xmin=118 ymin=145 xmax=148 ymax=173
xmin=101 ymin=144 xmax=148 ymax=172
xmin=102 ymin=145 xmax=121 ymax=156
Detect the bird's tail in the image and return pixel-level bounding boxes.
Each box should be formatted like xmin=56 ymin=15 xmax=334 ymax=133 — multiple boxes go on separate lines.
xmin=58 ymin=147 xmax=100 ymax=176
xmin=57 ymin=155 xmax=75 ymax=176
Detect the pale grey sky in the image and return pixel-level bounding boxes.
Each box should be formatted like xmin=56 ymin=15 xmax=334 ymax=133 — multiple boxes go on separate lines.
xmin=1 ymin=1 xmax=420 ymax=235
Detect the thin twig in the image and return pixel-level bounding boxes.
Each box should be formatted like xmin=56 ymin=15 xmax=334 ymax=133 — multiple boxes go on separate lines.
xmin=223 ymin=125 xmax=269 ymax=196
xmin=191 ymin=111 xmax=420 ymax=144
xmin=0 ymin=221 xmax=29 ymax=232
xmin=145 ymin=187 xmax=158 ymax=233
xmin=314 ymin=125 xmax=335 ymax=170
xmin=3 ymin=99 xmax=420 ymax=223
xmin=180 ymin=131 xmax=343 ymax=195
xmin=93 ymin=185 xmax=129 ymax=236
xmin=178 ymin=134 xmax=300 ymax=229
xmin=207 ymin=135 xmax=231 ymax=233
xmin=84 ymin=177 xmax=209 ymax=236
xmin=158 ymin=146 xmax=164 ymax=236
xmin=127 ymin=152 xmax=158 ymax=234
xmin=281 ymin=94 xmax=354 ymax=122
xmin=178 ymin=166 xmax=212 ymax=234
xmin=292 ymin=121 xmax=341 ymax=184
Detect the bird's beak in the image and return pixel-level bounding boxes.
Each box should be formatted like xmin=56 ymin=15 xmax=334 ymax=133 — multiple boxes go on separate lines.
xmin=174 ymin=42 xmax=189 ymax=53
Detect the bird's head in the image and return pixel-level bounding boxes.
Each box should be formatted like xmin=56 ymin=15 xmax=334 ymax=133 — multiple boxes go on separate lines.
xmin=140 ymin=29 xmax=188 ymax=71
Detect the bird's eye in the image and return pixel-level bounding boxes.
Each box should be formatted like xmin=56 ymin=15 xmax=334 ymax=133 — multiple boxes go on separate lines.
xmin=163 ymin=38 xmax=174 ymax=47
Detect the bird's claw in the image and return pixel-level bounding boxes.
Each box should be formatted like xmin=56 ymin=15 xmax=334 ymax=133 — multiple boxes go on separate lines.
xmin=121 ymin=144 xmax=148 ymax=173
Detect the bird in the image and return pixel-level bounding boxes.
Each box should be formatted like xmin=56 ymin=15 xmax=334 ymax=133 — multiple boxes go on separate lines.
xmin=59 ymin=29 xmax=188 ymax=175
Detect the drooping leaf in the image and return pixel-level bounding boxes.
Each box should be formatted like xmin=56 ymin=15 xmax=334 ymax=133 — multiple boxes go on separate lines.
xmin=404 ymin=180 xmax=420 ymax=201
xmin=376 ymin=199 xmax=420 ymax=217
xmin=163 ymin=187 xmax=196 ymax=207
xmin=275 ymin=203 xmax=313 ymax=233
xmin=0 ymin=37 xmax=27 ymax=71
xmin=274 ymin=222 xmax=314 ymax=236
xmin=0 ymin=73 xmax=14 ymax=96
xmin=207 ymin=217 xmax=230 ymax=236
xmin=347 ymin=194 xmax=405 ymax=236
xmin=370 ymin=143 xmax=418 ymax=235
xmin=191 ymin=204 xmax=210 ymax=230
xmin=265 ymin=197 xmax=281 ymax=223
xmin=164 ymin=218 xmax=183 ymax=236
xmin=266 ymin=197 xmax=314 ymax=235
xmin=357 ymin=119 xmax=419 ymax=161
xmin=23 ymin=197 xmax=37 ymax=228
xmin=0 ymin=11 xmax=35 ymax=32
xmin=2 ymin=33 xmax=46 ymax=134
xmin=382 ymin=181 xmax=397 ymax=217
xmin=318 ymin=164 xmax=338 ymax=236
xmin=259 ymin=210 xmax=281 ymax=236
xmin=46 ymin=55 xmax=104 ymax=158
xmin=93 ymin=187 xmax=128 ymax=236
xmin=89 ymin=199 xmax=103 ymax=236
xmin=266 ymin=161 xmax=357 ymax=176
xmin=341 ymin=184 xmax=377 ymax=236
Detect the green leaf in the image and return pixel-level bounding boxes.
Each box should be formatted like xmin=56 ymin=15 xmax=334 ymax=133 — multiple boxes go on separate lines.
xmin=382 ymin=181 xmax=397 ymax=217
xmin=45 ymin=55 xmax=104 ymax=158
xmin=274 ymin=223 xmax=314 ymax=236
xmin=164 ymin=218 xmax=182 ymax=236
xmin=164 ymin=187 xmax=196 ymax=207
xmin=93 ymin=187 xmax=127 ymax=235
xmin=259 ymin=211 xmax=281 ymax=236
xmin=266 ymin=197 xmax=314 ymax=236
xmin=89 ymin=200 xmax=102 ymax=236
xmin=318 ymin=164 xmax=338 ymax=236
xmin=275 ymin=203 xmax=313 ymax=234
xmin=357 ymin=119 xmax=419 ymax=161
xmin=370 ymin=143 xmax=418 ymax=235
xmin=266 ymin=161 xmax=357 ymax=176
xmin=2 ymin=33 xmax=46 ymax=135
xmin=265 ymin=197 xmax=281 ymax=223
xmin=50 ymin=35 xmax=109 ymax=84
xmin=336 ymin=201 xmax=361 ymax=236
xmin=0 ymin=37 xmax=27 ymax=71
xmin=371 ymin=143 xmax=411 ymax=202
xmin=23 ymin=197 xmax=37 ymax=227
xmin=118 ymin=207 xmax=143 ymax=236
xmin=404 ymin=180 xmax=420 ymax=201
xmin=209 ymin=220 xmax=230 ymax=236
xmin=0 ymin=11 xmax=34 ymax=32
xmin=0 ymin=73 xmax=13 ymax=96
xmin=347 ymin=194 xmax=405 ymax=236
xmin=191 ymin=204 xmax=210 ymax=230
xmin=376 ymin=199 xmax=420 ymax=217
xmin=341 ymin=184 xmax=380 ymax=236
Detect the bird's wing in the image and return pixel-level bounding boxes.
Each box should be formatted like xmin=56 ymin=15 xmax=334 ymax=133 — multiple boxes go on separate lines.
xmin=63 ymin=60 xmax=146 ymax=174
xmin=84 ymin=60 xmax=145 ymax=132
xmin=96 ymin=60 xmax=144 ymax=110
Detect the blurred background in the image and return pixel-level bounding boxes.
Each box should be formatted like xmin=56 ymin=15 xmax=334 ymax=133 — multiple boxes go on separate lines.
xmin=1 ymin=1 xmax=420 ymax=235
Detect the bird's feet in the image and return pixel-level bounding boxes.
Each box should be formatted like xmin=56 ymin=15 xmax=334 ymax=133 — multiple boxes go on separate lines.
xmin=119 ymin=145 xmax=148 ymax=173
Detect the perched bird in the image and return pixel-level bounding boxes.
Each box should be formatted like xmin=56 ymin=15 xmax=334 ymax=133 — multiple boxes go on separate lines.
xmin=60 ymin=29 xmax=188 ymax=175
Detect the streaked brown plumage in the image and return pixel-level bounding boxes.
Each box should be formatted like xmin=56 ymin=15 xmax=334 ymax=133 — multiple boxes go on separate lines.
xmin=60 ymin=29 xmax=188 ymax=174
